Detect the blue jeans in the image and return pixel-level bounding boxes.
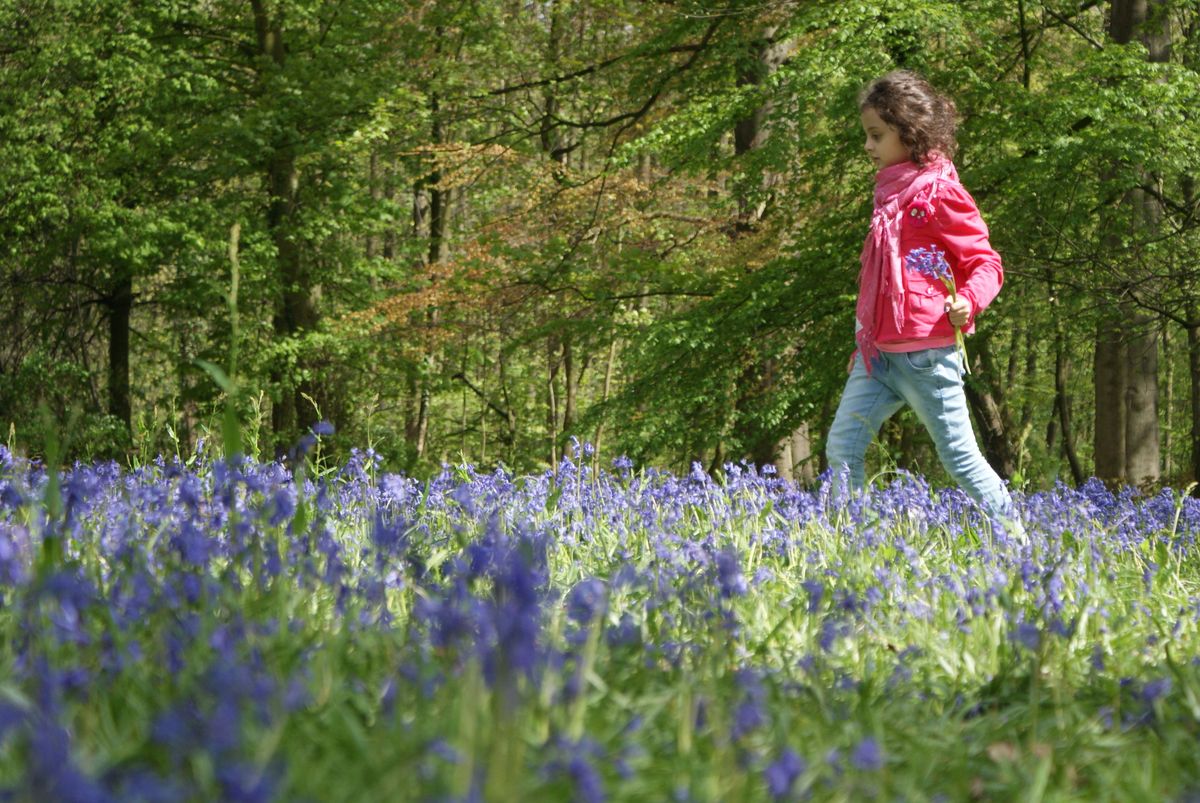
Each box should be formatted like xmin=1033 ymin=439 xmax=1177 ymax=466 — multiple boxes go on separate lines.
xmin=825 ymin=346 xmax=1014 ymax=520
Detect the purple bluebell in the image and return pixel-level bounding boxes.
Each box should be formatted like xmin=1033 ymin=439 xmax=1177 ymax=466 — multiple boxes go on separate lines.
xmin=732 ymin=698 xmax=765 ymax=740
xmin=802 ymin=580 xmax=824 ymax=613
xmin=764 ymin=747 xmax=805 ymax=800
xmin=850 ymin=736 xmax=884 ymax=771
xmin=1011 ymin=621 xmax=1041 ymax=652
xmin=567 ymin=754 xmax=605 ymax=803
xmin=606 ymin=613 xmax=640 ymax=649
xmin=715 ymin=547 xmax=748 ymax=598
xmin=904 ymin=245 xmax=951 ymax=282
xmin=566 ymin=578 xmax=607 ymax=625
xmin=1141 ymin=677 xmax=1172 ymax=704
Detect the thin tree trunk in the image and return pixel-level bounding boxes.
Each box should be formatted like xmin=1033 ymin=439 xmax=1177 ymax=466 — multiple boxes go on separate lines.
xmin=1093 ymin=316 xmax=1128 ymax=483
xmin=498 ymin=337 xmax=517 ymax=463
xmin=404 ymin=370 xmax=419 ymax=450
xmin=1096 ymin=0 xmax=1169 ymax=486
xmin=366 ymin=151 xmax=380 ymax=264
xmin=775 ymin=432 xmax=794 ymax=479
xmin=1017 ymin=0 xmax=1032 ymax=90
xmin=791 ymin=424 xmax=816 ymax=486
xmin=1187 ymin=311 xmax=1200 ymax=491
xmin=1163 ymin=324 xmax=1173 ymax=479
xmin=252 ymin=1 xmax=318 ymax=443
xmin=963 ymin=336 xmax=1018 ymax=479
xmin=416 ymin=378 xmax=430 ymax=459
xmin=1185 ymin=173 xmax=1199 ymax=493
xmin=460 ymin=332 xmax=469 ymax=457
xmin=593 ymin=335 xmax=619 ymax=460
xmin=563 ymin=334 xmax=577 ymax=432
xmin=107 ymin=270 xmax=132 ymax=434
xmin=412 ymin=87 xmax=450 ymax=461
xmin=1125 ymin=312 xmax=1160 ymax=487
xmin=728 ymin=25 xmax=798 ymax=470
xmin=1056 ymin=328 xmax=1086 ymax=485
xmin=547 ymin=337 xmax=560 ymax=467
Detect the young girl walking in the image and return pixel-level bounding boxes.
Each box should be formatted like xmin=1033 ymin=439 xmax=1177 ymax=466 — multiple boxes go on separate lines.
xmin=825 ymin=70 xmax=1021 ymax=532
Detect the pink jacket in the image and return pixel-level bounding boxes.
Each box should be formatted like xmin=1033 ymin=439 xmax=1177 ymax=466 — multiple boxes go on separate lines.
xmin=873 ymin=181 xmax=1003 ymax=348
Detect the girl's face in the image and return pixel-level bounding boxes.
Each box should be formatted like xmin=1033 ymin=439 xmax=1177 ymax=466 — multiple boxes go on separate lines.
xmin=860 ymin=107 xmax=910 ymax=169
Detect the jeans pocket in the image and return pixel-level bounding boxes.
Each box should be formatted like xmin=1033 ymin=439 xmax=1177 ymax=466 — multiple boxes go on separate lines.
xmin=902 ymin=347 xmax=945 ymax=373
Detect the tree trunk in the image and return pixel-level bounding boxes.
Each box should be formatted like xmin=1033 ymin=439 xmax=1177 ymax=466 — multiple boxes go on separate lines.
xmin=593 ymin=335 xmax=618 ymax=460
xmin=366 ymin=151 xmax=380 ymax=264
xmin=1163 ymin=325 xmax=1173 ymax=479
xmin=1017 ymin=327 xmax=1038 ymax=462
xmin=1185 ymin=170 xmax=1199 ymax=493
xmin=547 ymin=337 xmax=560 ymax=466
xmin=497 ymin=336 xmax=518 ymax=464
xmin=1188 ymin=315 xmax=1200 ymax=492
xmin=1055 ymin=328 xmax=1086 ymax=485
xmin=727 ymin=25 xmax=800 ymax=470
xmin=790 ymin=423 xmax=816 ymax=485
xmin=459 ymin=333 xmax=469 ymax=457
xmin=563 ymin=334 xmax=577 ymax=433
xmin=416 ymin=376 xmax=430 ymax=459
xmin=252 ymin=1 xmax=319 ymax=443
xmin=963 ymin=336 xmax=1018 ymax=479
xmin=106 ymin=270 xmax=132 ymax=434
xmin=1093 ymin=0 xmax=1170 ymax=486
xmin=410 ymin=88 xmax=450 ymax=462
xmin=1093 ymin=316 xmax=1128 ymax=483
xmin=404 ymin=369 xmax=419 ymax=453
xmin=964 ymin=385 xmax=1017 ymax=479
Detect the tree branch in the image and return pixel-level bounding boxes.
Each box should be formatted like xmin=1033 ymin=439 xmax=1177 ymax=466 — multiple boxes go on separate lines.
xmin=1042 ymin=5 xmax=1104 ymax=50
xmin=450 ymin=371 xmax=515 ymax=437
xmin=475 ymin=43 xmax=706 ymax=100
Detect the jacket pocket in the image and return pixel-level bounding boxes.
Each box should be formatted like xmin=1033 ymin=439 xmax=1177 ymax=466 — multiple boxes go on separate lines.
xmin=902 ymin=269 xmax=947 ymax=314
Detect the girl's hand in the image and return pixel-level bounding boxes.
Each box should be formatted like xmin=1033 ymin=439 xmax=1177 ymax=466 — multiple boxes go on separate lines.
xmin=944 ymin=295 xmax=972 ymax=327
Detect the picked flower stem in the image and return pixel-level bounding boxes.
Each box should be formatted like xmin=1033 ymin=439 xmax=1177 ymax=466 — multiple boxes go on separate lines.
xmin=947 ymin=289 xmax=971 ymax=374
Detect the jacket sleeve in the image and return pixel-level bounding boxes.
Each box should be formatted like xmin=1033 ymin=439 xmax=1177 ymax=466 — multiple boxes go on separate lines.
xmin=935 ymin=183 xmax=1003 ymax=319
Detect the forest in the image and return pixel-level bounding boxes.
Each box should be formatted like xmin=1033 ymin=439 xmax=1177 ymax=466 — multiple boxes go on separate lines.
xmin=3 ymin=0 xmax=1199 ymax=491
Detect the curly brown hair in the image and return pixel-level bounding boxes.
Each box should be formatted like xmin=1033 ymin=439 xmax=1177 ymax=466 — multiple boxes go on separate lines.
xmin=858 ymin=70 xmax=957 ymax=165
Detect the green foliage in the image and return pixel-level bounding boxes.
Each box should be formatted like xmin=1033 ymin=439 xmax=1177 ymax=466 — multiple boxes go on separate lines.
xmin=2 ymin=0 xmax=1200 ymax=487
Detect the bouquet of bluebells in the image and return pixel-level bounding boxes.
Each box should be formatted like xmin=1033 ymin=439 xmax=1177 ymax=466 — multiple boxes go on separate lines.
xmin=905 ymin=245 xmax=970 ymax=373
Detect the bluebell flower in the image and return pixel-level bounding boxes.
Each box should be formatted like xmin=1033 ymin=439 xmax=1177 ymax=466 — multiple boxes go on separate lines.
xmin=1141 ymin=677 xmax=1172 ymax=704
xmin=108 ymin=771 xmax=188 ymax=803
xmin=851 ymin=736 xmax=884 ymax=771
xmin=904 ymin=245 xmax=951 ymax=282
xmin=1 ymin=479 xmax=25 ymax=510
xmin=802 ymin=580 xmax=824 ymax=613
xmin=764 ymin=747 xmax=804 ymax=800
xmin=0 ymin=528 xmax=29 ymax=586
xmin=1011 ymin=621 xmax=1041 ymax=652
xmin=0 ymin=702 xmax=26 ymax=747
xmin=818 ymin=619 xmax=848 ymax=652
xmin=566 ymin=578 xmax=607 ymax=624
xmin=568 ymin=754 xmax=605 ymax=803
xmin=715 ymin=547 xmax=747 ymax=598
xmin=731 ymin=698 xmax=765 ymax=740
xmin=426 ymin=738 xmax=461 ymax=764
xmin=216 ymin=762 xmax=277 ymax=803
xmin=27 ymin=717 xmax=114 ymax=803
xmin=606 ymin=613 xmax=640 ymax=649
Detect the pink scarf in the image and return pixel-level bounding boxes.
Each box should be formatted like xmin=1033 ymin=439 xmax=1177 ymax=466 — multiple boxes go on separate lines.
xmin=855 ymin=154 xmax=958 ymax=372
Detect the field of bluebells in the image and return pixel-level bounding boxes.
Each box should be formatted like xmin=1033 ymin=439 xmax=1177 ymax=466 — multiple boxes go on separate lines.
xmin=3 ymin=438 xmax=1200 ymax=802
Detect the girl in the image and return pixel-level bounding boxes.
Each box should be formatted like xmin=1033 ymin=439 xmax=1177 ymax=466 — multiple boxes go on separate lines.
xmin=826 ymin=70 xmax=1021 ymax=533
